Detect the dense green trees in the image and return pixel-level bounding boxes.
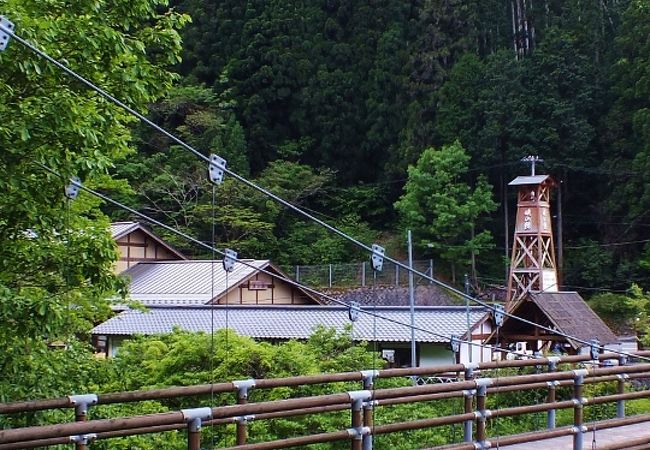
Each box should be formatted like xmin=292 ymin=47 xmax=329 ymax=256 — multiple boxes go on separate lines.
xmin=395 ymin=142 xmax=497 ymax=281
xmin=148 ymin=0 xmax=649 ymax=293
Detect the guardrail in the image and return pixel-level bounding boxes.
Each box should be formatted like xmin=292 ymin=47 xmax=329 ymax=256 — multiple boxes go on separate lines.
xmin=1 ymin=351 xmax=649 ymax=450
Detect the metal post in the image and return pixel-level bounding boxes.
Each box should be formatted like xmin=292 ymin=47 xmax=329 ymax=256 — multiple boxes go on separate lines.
xmin=463 ymin=366 xmax=476 ymax=443
xmin=188 ymin=418 xmax=201 ymax=450
xmin=408 ymin=230 xmax=416 ymax=372
xmin=361 ymin=370 xmax=377 ymax=450
xmin=181 ymin=408 xmax=211 ymax=450
xmin=361 ymin=261 xmax=366 ymax=287
xmin=573 ymin=370 xmax=587 ymax=450
xmin=475 ymin=382 xmax=490 ymax=446
xmin=349 ymin=391 xmax=371 ymax=450
xmin=75 ymin=404 xmax=89 ymax=450
xmin=464 ymin=274 xmax=472 ymax=363
xmin=617 ymin=374 xmax=627 ymax=418
xmin=547 ymin=357 xmax=559 ymax=429
xmin=429 ymin=259 xmax=433 ymax=283
xmin=69 ymin=395 xmax=97 ymax=450
xmin=395 ymin=264 xmax=399 ymax=287
xmin=329 ymin=264 xmax=333 ymax=288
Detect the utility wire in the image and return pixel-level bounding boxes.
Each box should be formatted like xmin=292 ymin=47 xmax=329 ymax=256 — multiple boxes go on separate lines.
xmin=37 ymin=163 xmax=523 ymax=359
xmin=6 ymin=24 xmax=645 ymax=363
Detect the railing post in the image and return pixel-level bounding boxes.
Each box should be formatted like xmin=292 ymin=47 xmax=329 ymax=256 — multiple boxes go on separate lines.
xmin=361 ymin=261 xmax=366 ymax=287
xmin=463 ymin=364 xmax=477 ymax=443
xmin=475 ymin=379 xmax=492 ymax=449
xmin=182 ymin=407 xmax=212 ymax=450
xmin=361 ymin=371 xmax=378 ymax=450
xmin=572 ymin=369 xmax=588 ymax=450
xmin=68 ymin=394 xmax=98 ymax=450
xmin=349 ymin=390 xmax=372 ymax=450
xmin=547 ymin=357 xmax=560 ymax=429
xmin=234 ymin=379 xmax=256 ymax=445
xmin=617 ymin=374 xmax=628 ymax=419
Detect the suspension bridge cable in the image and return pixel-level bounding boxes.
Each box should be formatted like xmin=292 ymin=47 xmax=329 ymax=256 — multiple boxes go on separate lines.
xmin=5 ymin=24 xmax=645 ymax=363
xmin=36 ymin=163 xmax=530 ymax=359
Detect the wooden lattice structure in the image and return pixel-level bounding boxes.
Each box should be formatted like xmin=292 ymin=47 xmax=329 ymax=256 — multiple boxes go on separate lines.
xmin=506 ymin=175 xmax=558 ymax=310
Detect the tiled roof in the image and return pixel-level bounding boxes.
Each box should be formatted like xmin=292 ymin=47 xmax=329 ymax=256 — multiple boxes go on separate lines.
xmin=325 ymin=285 xmax=463 ymax=307
xmin=110 ymin=222 xmax=141 ymax=239
xmin=122 ymin=260 xmax=270 ymax=306
xmin=92 ymin=305 xmax=488 ymax=343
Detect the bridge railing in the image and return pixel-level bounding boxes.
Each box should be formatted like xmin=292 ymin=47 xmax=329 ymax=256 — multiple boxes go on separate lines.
xmin=1 ymin=351 xmax=650 ymax=450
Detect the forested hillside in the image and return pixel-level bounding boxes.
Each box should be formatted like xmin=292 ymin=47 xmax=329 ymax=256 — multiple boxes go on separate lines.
xmin=2 ymin=0 xmax=650 ymax=442
xmin=109 ymin=0 xmax=650 ymax=293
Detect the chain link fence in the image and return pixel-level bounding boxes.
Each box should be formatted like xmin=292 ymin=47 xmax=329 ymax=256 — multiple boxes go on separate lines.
xmin=285 ymin=259 xmax=435 ymax=288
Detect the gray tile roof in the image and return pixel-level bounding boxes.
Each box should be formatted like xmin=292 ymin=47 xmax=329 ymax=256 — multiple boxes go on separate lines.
xmin=92 ymin=305 xmax=487 ymax=343
xmin=110 ymin=221 xmax=141 ymax=239
xmin=122 ymin=260 xmax=271 ymax=306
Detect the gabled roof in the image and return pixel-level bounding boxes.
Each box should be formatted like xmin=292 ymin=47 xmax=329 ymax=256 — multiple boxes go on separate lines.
xmin=92 ymin=305 xmax=488 ymax=343
xmin=121 ymin=260 xmax=320 ymax=306
xmin=491 ymin=292 xmax=618 ymax=348
xmin=326 ymin=285 xmax=463 ymax=307
xmin=110 ymin=222 xmax=186 ymax=260
xmin=531 ymin=292 xmax=618 ymax=346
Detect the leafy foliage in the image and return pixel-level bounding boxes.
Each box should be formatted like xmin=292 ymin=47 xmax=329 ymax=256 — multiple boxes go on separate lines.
xmin=0 ymin=0 xmax=186 ymax=401
xmin=395 ymin=141 xmax=498 ymax=279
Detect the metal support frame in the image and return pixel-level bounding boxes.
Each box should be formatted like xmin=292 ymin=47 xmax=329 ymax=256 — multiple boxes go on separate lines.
xmin=370 ymin=244 xmax=385 ymax=272
xmin=349 ymin=391 xmax=372 ymax=450
xmin=65 ymin=177 xmax=82 ymax=200
xmin=349 ymin=301 xmax=361 ymax=322
xmin=69 ymin=434 xmax=96 ymax=450
xmin=233 ymin=379 xmax=256 ymax=445
xmin=0 ymin=16 xmax=14 ymax=51
xmin=68 ymin=394 xmax=98 ymax=421
xmin=181 ymin=407 xmax=212 ymax=450
xmin=222 ymin=248 xmax=237 ymax=272
xmin=208 ymin=154 xmax=227 ymax=184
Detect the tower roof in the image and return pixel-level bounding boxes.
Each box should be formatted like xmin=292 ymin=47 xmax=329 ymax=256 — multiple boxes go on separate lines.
xmin=508 ymin=175 xmax=554 ymax=186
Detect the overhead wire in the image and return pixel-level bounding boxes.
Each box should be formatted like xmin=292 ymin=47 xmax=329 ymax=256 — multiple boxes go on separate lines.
xmin=36 ymin=162 xmax=523 ymax=360
xmin=4 ymin=22 xmax=647 ymax=363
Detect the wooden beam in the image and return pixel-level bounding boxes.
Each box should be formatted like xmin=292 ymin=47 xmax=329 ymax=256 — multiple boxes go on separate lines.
xmin=499 ymin=334 xmax=567 ymax=342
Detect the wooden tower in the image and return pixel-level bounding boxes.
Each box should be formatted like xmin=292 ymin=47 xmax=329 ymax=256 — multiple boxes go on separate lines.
xmin=505 ymin=169 xmax=558 ymax=310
